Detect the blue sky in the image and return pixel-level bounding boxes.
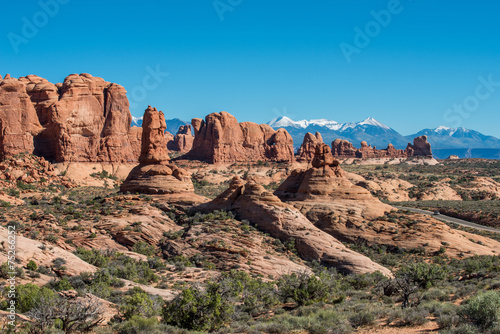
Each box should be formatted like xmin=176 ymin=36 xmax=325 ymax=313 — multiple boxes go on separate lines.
xmin=1 ymin=0 xmax=500 ymax=137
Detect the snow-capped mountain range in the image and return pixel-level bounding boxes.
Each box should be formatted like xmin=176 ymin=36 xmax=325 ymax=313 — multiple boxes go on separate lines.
xmin=130 ymin=114 xmax=500 ymax=153
xmin=267 ymin=116 xmax=500 ymax=150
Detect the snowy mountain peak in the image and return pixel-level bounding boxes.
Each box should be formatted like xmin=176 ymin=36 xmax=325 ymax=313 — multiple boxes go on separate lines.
xmin=433 ymin=126 xmax=471 ymax=136
xmin=268 ymin=116 xmax=390 ymax=131
xmin=358 ymin=117 xmax=390 ymax=130
xmin=268 ymin=116 xmax=299 ymax=128
xmin=131 ymin=116 xmax=143 ymax=127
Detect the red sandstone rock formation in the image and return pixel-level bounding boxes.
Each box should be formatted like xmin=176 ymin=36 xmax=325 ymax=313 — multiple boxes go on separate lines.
xmin=121 ymin=107 xmax=199 ymax=202
xmin=297 ymin=132 xmax=324 ymax=163
xmin=406 ymin=135 xmax=432 ymax=157
xmin=19 ymin=73 xmax=138 ymax=162
xmin=188 ymin=111 xmax=295 ymax=164
xmin=331 ymin=137 xmax=432 ymax=159
xmin=0 ymin=75 xmax=43 ymax=160
xmin=171 ymin=125 xmax=194 ymax=153
xmin=199 ymin=176 xmax=391 ymax=276
xmin=139 ymin=106 xmax=169 ymax=164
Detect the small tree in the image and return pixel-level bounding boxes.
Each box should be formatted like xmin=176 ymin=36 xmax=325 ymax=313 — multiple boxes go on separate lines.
xmin=163 ymin=281 xmax=235 ymax=331
xmin=28 ymin=293 xmax=104 ymax=333
xmin=393 ymin=262 xmax=446 ymax=308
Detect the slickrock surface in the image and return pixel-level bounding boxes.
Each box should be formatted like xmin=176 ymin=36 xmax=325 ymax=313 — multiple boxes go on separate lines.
xmin=200 ymin=176 xmax=392 ymax=276
xmin=188 ymin=111 xmax=295 ymax=164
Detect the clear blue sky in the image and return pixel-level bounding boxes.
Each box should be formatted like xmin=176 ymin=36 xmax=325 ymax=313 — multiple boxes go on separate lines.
xmin=2 ymin=0 xmax=500 ymax=137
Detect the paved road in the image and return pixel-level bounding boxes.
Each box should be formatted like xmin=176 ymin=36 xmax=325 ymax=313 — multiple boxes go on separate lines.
xmin=393 ymin=206 xmax=500 ymax=234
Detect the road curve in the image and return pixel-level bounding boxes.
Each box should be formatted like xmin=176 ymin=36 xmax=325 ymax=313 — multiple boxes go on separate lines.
xmin=392 ymin=206 xmax=500 ymax=234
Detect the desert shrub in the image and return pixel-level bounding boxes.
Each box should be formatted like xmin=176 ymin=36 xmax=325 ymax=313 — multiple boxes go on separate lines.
xmin=6 ymin=283 xmax=55 ymax=313
xmin=114 ymin=315 xmax=192 ymax=334
xmin=47 ymin=277 xmax=73 ymax=292
xmin=163 ymin=281 xmax=235 ymax=331
xmin=277 ymin=270 xmax=339 ymax=306
xmin=256 ymin=307 xmax=351 ymax=334
xmin=74 ymin=248 xmax=110 ymax=267
xmin=219 ymin=270 xmax=280 ymax=314
xmin=439 ymin=323 xmax=479 ymax=334
xmin=27 ymin=260 xmax=38 ymax=271
xmin=121 ymin=287 xmax=162 ymax=319
xmin=132 ymin=242 xmax=156 ymax=257
xmin=349 ymin=310 xmax=376 ymax=328
xmin=0 ymin=262 xmax=24 ymax=279
xmin=462 ymin=290 xmax=500 ymax=329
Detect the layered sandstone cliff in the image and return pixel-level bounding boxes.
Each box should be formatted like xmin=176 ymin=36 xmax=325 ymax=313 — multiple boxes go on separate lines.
xmin=188 ymin=112 xmax=295 ymax=164
xmin=0 ymin=75 xmax=43 ymax=160
xmin=1 ymin=73 xmax=140 ymax=163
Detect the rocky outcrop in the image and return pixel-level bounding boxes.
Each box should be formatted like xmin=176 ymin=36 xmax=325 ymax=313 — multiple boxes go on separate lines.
xmin=139 ymin=106 xmax=169 ymax=165
xmin=120 ymin=107 xmax=197 ymax=200
xmin=200 ymin=176 xmax=391 ymax=276
xmin=14 ymin=73 xmax=139 ymax=162
xmin=275 ymin=143 xmax=394 ymax=245
xmin=406 ymin=135 xmax=432 ymax=157
xmin=297 ymin=132 xmax=324 ymax=163
xmin=0 ymin=75 xmax=43 ymax=160
xmin=331 ymin=139 xmax=407 ymax=159
xmin=331 ymin=136 xmax=433 ymax=159
xmin=170 ymin=125 xmax=194 ymax=153
xmin=1 ymin=73 xmax=140 ymax=162
xmin=188 ymin=111 xmax=295 ymax=164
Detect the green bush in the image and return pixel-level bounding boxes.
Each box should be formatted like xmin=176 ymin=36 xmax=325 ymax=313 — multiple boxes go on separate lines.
xmin=462 ymin=290 xmax=500 ymax=329
xmin=163 ymin=281 xmax=235 ymax=331
xmin=115 ymin=315 xmax=191 ymax=334
xmin=74 ymin=248 xmax=110 ymax=267
xmin=27 ymin=260 xmax=38 ymax=271
xmin=277 ymin=271 xmax=339 ymax=306
xmin=132 ymin=242 xmax=156 ymax=257
xmin=10 ymin=283 xmax=55 ymax=313
xmin=121 ymin=287 xmax=161 ymax=319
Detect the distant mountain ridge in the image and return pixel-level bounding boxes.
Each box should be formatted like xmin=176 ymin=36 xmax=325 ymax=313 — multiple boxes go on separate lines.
xmin=407 ymin=126 xmax=500 ymax=149
xmin=267 ymin=116 xmax=500 ymax=151
xmin=268 ymin=116 xmax=409 ymax=149
xmin=131 ymin=116 xmax=189 ymax=135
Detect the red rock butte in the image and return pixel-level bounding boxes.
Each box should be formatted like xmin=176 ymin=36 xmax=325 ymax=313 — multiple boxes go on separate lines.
xmin=0 ymin=73 xmax=140 ymax=162
xmin=187 ymin=111 xmax=295 ymax=164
